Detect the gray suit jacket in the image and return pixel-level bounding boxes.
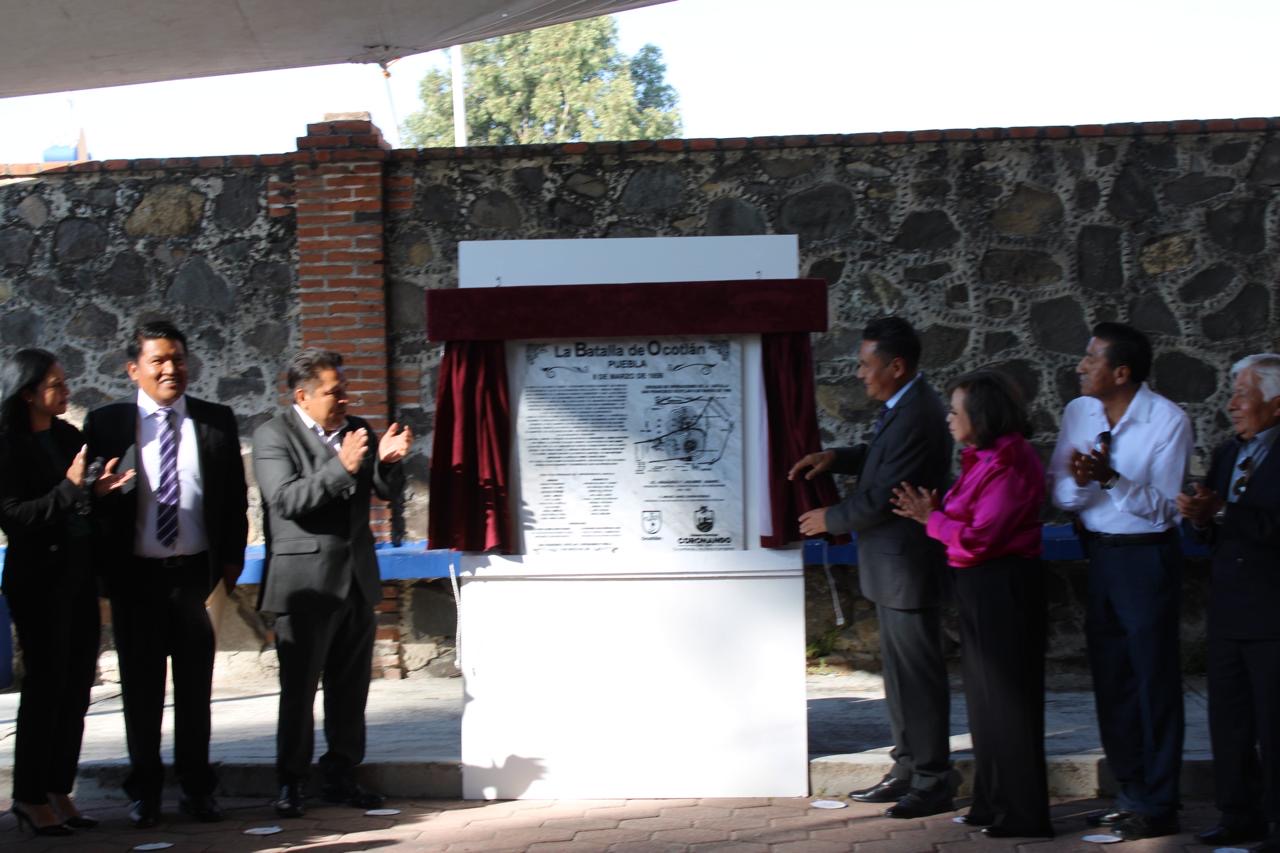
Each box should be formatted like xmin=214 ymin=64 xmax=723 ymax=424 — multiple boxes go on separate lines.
xmin=254 ymin=409 xmax=403 ymax=614
xmin=824 ymin=377 xmax=952 ymax=609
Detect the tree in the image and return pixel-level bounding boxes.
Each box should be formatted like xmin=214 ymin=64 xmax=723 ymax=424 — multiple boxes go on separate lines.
xmin=403 ymin=16 xmax=681 ymax=147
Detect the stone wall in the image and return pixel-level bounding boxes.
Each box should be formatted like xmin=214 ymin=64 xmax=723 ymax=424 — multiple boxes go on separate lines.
xmin=4 ymin=116 xmax=1279 ymax=677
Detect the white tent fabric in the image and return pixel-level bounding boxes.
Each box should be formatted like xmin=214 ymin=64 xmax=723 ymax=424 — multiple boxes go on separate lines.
xmin=0 ymin=0 xmax=671 ymax=98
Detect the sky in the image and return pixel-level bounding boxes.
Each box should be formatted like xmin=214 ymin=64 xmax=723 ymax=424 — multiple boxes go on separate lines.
xmin=1 ymin=0 xmax=1278 ymax=163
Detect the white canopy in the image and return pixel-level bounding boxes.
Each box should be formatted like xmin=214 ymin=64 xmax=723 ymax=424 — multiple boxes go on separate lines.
xmin=0 ymin=0 xmax=671 ymax=98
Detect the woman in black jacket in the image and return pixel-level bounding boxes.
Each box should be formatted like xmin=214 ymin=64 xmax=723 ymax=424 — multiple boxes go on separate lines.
xmin=0 ymin=349 xmax=131 ymax=834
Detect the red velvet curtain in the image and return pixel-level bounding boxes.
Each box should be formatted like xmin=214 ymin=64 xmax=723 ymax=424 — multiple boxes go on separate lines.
xmin=761 ymin=331 xmax=841 ymax=548
xmin=428 ymin=340 xmax=513 ymax=553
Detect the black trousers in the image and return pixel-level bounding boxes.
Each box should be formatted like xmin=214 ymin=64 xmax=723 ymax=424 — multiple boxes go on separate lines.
xmin=1084 ymin=535 xmax=1183 ymax=818
xmin=1208 ymin=633 xmax=1280 ymax=826
xmin=7 ymin=576 xmax=100 ymax=803
xmin=109 ymin=557 xmax=217 ymax=803
xmin=273 ymin=582 xmax=375 ymax=786
xmin=876 ymin=602 xmax=952 ymax=791
xmin=954 ymin=557 xmax=1052 ymax=834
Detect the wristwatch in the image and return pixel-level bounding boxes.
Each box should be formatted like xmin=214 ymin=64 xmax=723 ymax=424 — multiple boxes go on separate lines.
xmin=1100 ymin=471 xmax=1120 ymax=490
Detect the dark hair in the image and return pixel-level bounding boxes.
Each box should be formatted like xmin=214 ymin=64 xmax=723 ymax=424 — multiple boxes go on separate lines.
xmin=0 ymin=348 xmax=59 ymax=436
xmin=946 ymin=368 xmax=1031 ymax=449
xmin=127 ymin=319 xmax=188 ymax=361
xmin=287 ymin=349 xmax=344 ymax=392
xmin=862 ymin=316 xmax=921 ymax=372
xmin=1092 ymin=322 xmax=1151 ymax=385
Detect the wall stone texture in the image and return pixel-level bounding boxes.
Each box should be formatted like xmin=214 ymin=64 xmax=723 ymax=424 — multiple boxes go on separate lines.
xmin=3 ymin=117 xmax=1279 ymax=677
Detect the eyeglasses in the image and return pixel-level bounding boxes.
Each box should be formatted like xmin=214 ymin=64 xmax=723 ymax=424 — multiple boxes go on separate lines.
xmin=1232 ymin=457 xmax=1253 ymax=497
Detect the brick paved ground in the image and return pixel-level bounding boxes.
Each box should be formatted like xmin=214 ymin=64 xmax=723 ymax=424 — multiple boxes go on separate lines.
xmin=0 ymin=795 xmax=1220 ymax=852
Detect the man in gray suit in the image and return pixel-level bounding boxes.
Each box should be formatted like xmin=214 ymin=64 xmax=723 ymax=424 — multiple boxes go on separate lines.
xmin=790 ymin=316 xmax=954 ymax=817
xmin=254 ymin=349 xmax=412 ymax=818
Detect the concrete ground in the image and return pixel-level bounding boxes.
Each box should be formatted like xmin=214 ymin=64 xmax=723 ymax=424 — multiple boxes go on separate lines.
xmin=0 ymin=672 xmax=1228 ymax=851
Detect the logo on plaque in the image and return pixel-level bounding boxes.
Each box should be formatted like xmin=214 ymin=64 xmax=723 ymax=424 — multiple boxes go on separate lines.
xmin=642 ymin=510 xmax=662 ymax=534
xmin=694 ymin=506 xmax=715 ymax=533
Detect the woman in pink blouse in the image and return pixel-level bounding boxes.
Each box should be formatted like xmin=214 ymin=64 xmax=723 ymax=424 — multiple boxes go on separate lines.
xmin=892 ymin=369 xmax=1052 ymax=839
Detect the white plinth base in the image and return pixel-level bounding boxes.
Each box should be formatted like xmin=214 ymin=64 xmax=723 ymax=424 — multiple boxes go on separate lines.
xmin=459 ymin=573 xmax=808 ymax=799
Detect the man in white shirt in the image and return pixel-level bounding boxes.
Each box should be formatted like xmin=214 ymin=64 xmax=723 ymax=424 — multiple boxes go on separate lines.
xmin=1049 ymin=322 xmax=1193 ymax=841
xmin=84 ymin=320 xmax=248 ymax=827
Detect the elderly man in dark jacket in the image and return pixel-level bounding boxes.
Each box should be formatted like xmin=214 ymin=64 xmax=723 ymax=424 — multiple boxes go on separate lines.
xmin=1180 ymin=353 xmax=1280 ymax=852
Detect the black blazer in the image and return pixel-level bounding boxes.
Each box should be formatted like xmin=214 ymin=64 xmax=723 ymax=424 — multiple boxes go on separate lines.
xmin=824 ymin=377 xmax=953 ymax=609
xmin=253 ymin=410 xmax=402 ymax=614
xmin=0 ymin=419 xmax=89 ymax=594
xmin=82 ymin=395 xmax=249 ymax=595
xmin=1195 ymin=437 xmax=1280 ymax=639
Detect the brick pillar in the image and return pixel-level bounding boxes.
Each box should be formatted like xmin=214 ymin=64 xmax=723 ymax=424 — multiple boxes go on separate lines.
xmin=294 ymin=113 xmax=404 ymax=678
xmin=293 ymin=112 xmax=394 ymax=537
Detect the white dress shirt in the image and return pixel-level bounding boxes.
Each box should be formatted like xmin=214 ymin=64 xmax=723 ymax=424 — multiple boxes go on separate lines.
xmin=134 ymin=390 xmax=209 ymax=557
xmin=1049 ymin=383 xmax=1193 ymax=534
xmin=293 ymin=404 xmax=343 ymax=453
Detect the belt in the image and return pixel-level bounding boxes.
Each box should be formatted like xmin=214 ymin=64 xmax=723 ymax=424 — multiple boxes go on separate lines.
xmin=136 ymin=551 xmax=208 ymax=569
xmin=1084 ymin=529 xmax=1176 ymax=547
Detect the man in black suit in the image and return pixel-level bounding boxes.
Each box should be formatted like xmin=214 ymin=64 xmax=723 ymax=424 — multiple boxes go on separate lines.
xmin=790 ymin=316 xmax=954 ymax=818
xmin=254 ymin=349 xmax=411 ymax=818
xmin=83 ymin=320 xmax=248 ymax=827
xmin=1179 ymin=353 xmax=1280 ymax=852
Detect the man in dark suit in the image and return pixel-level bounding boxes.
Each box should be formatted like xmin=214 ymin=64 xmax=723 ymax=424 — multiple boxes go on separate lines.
xmin=1179 ymin=353 xmax=1280 ymax=852
xmin=83 ymin=320 xmax=248 ymax=827
xmin=790 ymin=316 xmax=954 ymax=818
xmin=254 ymin=349 xmax=411 ymax=818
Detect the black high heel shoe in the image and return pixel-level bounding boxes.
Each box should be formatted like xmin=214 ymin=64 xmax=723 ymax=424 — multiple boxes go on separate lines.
xmin=10 ymin=803 xmax=73 ymax=836
xmin=47 ymin=794 xmax=98 ymax=828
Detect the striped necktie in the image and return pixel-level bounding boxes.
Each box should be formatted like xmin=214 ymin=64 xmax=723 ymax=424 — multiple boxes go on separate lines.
xmin=155 ymin=407 xmax=179 ymax=548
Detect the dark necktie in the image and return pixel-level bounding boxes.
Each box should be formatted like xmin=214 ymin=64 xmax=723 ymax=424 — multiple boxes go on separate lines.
xmin=872 ymin=405 xmax=890 ymax=437
xmin=155 ymin=407 xmax=179 ymax=547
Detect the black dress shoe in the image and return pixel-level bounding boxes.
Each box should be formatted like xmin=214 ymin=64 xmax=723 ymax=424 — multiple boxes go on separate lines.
xmin=1113 ymin=812 xmax=1179 ymax=840
xmin=1084 ymin=808 xmax=1132 ymax=827
xmin=128 ymin=799 xmax=160 ymax=829
xmin=849 ymin=774 xmax=911 ymax=804
xmin=885 ymin=787 xmax=954 ymax=819
xmin=982 ymin=824 xmax=1055 ymax=838
xmin=178 ymin=795 xmax=225 ymax=823
xmin=321 ymin=782 xmax=385 ymax=809
xmin=961 ymin=813 xmax=994 ymax=826
xmin=275 ymin=784 xmax=306 ymax=818
xmin=1196 ymin=822 xmax=1267 ymax=845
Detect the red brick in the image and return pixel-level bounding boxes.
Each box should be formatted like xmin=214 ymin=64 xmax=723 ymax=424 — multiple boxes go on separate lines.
xmin=329 ymin=148 xmax=389 ymax=162
xmin=297 ymin=134 xmax=352 ymax=149
xmin=298 ymin=264 xmax=356 ymax=276
xmin=325 ymin=174 xmax=381 ymax=188
xmin=1008 ymin=126 xmax=1040 ymax=139
xmin=881 ymin=131 xmax=909 ymax=144
xmin=847 ymin=132 xmax=881 ymax=145
xmin=1236 ymin=117 xmax=1271 ymax=131
xmin=328 ymin=119 xmax=378 ymax=134
xmin=102 ymin=159 xmax=131 ymax=170
xmin=1140 ymin=121 xmax=1171 ymax=134
xmin=813 ymin=134 xmax=840 ymax=146
xmin=1074 ymin=124 xmax=1106 ymax=137
xmin=1104 ymin=122 xmax=1139 ymax=136
xmin=1205 ymin=119 xmax=1237 ymax=132
xmin=327 ymin=251 xmax=384 ymax=263
xmin=1044 ymin=126 xmax=1072 ymax=139
xmin=69 ymin=161 xmax=102 ymax=172
xmin=973 ymin=127 xmax=1002 ymax=140
xmin=259 ymin=154 xmax=287 ymax=166
xmin=195 ymin=156 xmax=224 ymax=168
xmin=942 ymin=129 xmax=974 ymax=141
xmin=1172 ymin=120 xmax=1204 ymax=134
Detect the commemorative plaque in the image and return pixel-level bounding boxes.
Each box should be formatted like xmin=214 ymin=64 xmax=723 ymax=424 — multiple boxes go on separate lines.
xmin=516 ymin=336 xmax=743 ymax=553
